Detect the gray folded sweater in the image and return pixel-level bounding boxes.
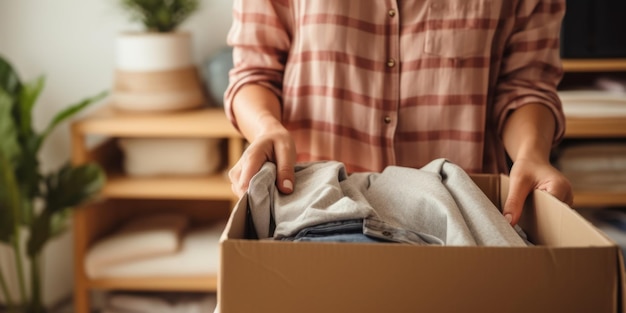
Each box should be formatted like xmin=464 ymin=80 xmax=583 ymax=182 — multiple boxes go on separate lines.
xmin=246 ymin=158 xmax=527 ymax=246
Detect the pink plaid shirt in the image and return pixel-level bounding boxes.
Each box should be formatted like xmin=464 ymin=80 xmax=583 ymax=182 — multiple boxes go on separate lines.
xmin=224 ymin=0 xmax=566 ymax=174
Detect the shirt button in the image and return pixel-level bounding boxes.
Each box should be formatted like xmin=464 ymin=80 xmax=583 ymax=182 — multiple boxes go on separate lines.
xmin=386 ymin=58 xmax=396 ymax=68
xmin=388 ymin=9 xmax=396 ymax=17
xmin=384 ymin=116 xmax=392 ymax=124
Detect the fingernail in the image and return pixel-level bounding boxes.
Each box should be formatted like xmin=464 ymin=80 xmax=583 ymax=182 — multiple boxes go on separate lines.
xmin=283 ymin=179 xmax=293 ymax=191
xmin=504 ymin=213 xmax=513 ymax=224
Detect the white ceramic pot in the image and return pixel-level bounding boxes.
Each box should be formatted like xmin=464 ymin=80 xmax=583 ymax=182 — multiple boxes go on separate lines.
xmin=112 ymin=31 xmax=205 ymax=113
xmin=116 ymin=32 xmax=193 ymax=71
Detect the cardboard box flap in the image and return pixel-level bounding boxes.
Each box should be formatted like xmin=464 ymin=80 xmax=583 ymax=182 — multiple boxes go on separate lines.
xmin=472 ymin=174 xmax=613 ymax=247
xmin=619 ymin=251 xmax=626 ymax=313
xmin=220 ymin=194 xmax=248 ymax=242
xmin=497 ymin=174 xmax=613 ymax=247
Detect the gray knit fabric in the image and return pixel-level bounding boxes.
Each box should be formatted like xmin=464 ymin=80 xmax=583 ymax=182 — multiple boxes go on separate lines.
xmin=247 ymin=161 xmax=377 ymax=239
xmin=246 ymin=158 xmax=527 ymax=247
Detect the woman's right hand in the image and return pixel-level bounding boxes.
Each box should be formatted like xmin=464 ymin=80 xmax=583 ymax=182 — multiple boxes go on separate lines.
xmin=228 ymin=125 xmax=296 ymax=198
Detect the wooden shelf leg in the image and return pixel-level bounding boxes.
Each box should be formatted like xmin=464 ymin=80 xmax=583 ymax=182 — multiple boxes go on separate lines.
xmin=73 ymin=282 xmax=90 ymax=313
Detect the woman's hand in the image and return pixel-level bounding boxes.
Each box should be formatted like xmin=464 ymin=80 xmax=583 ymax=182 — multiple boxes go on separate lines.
xmin=228 ymin=126 xmax=296 ymax=197
xmin=228 ymin=84 xmax=296 ymax=197
xmin=503 ymin=157 xmax=573 ymax=226
xmin=501 ymin=103 xmax=573 ymax=226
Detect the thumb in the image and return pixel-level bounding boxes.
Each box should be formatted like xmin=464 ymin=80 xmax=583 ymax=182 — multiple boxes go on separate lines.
xmin=503 ymin=176 xmax=533 ymax=226
xmin=274 ymin=143 xmax=296 ymax=195
xmin=276 ymin=165 xmax=295 ymax=194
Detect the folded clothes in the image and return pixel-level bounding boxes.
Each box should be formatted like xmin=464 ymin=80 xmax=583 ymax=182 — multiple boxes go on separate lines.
xmin=85 ymin=213 xmax=190 ymax=278
xmin=564 ymin=171 xmax=626 ymax=191
xmin=558 ymin=90 xmax=626 ymax=117
xmin=89 ymin=221 xmax=225 ymax=278
xmin=558 ymin=143 xmax=626 ymax=173
xmin=247 ymin=159 xmax=528 ymax=247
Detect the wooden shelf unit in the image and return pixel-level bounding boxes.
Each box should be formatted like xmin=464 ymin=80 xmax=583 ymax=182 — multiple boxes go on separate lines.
xmin=562 ymin=59 xmax=626 ymax=72
xmin=572 ymin=191 xmax=626 ymax=209
xmin=101 ymin=173 xmax=233 ymax=200
xmin=565 ymin=117 xmax=626 ymax=138
xmin=71 ymin=106 xmax=243 ymax=313
xmin=561 ymin=58 xmax=626 ymax=209
xmin=87 ymin=276 xmax=218 ymax=291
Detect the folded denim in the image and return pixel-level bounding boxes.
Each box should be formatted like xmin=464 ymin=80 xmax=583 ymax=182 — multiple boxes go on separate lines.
xmin=282 ymin=219 xmax=390 ymax=243
xmin=281 ymin=218 xmax=531 ymax=245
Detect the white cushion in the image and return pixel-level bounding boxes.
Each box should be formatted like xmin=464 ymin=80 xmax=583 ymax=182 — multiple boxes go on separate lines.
xmin=85 ymin=213 xmax=189 ymax=278
xmin=88 ymin=221 xmax=225 ymax=278
xmin=105 ymin=292 xmax=217 ymax=313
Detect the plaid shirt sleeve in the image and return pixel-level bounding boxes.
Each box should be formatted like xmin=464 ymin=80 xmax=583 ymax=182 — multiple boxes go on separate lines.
xmin=223 ymin=0 xmax=293 ymax=130
xmin=493 ymin=0 xmax=566 ymax=146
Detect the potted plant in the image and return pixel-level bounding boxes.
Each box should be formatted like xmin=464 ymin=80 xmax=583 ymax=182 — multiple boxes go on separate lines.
xmin=0 ymin=55 xmax=106 ymax=313
xmin=112 ymin=0 xmax=206 ymax=113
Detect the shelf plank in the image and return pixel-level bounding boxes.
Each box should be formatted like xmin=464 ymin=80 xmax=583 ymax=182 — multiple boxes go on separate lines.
xmin=565 ymin=117 xmax=626 ymax=138
xmin=562 ymin=59 xmax=626 ymax=72
xmin=74 ymin=106 xmax=241 ymax=138
xmin=573 ymin=190 xmax=626 ymax=208
xmin=102 ymin=172 xmax=235 ymax=200
xmin=88 ymin=275 xmax=217 ymax=291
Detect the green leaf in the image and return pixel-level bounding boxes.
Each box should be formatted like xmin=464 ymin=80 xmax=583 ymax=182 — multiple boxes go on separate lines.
xmin=119 ymin=0 xmax=199 ymax=32
xmin=45 ymin=163 xmax=105 ymax=214
xmin=17 ymin=76 xmax=45 ymax=139
xmin=0 ymin=54 xmax=22 ymax=97
xmin=0 ymin=89 xmax=21 ymax=167
xmin=49 ymin=208 xmax=71 ymax=239
xmin=13 ymin=136 xmax=41 ymax=227
xmin=37 ymin=90 xmax=108 ymax=150
xmin=0 ymin=150 xmax=21 ymax=244
xmin=27 ymin=210 xmax=51 ymax=257
xmin=0 ymin=61 xmax=43 ymax=223
xmin=32 ymin=162 xmax=104 ymax=255
xmin=25 ymin=206 xmax=73 ymax=257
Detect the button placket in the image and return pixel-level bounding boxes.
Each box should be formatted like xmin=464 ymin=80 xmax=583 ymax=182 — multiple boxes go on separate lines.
xmin=386 ymin=6 xmax=398 ymax=70
xmin=383 ymin=3 xmax=400 ymax=166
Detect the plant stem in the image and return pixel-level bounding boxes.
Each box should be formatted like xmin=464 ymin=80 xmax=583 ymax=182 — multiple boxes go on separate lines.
xmin=0 ymin=268 xmax=15 ymax=310
xmin=30 ymin=253 xmax=42 ymax=313
xmin=11 ymin=229 xmax=28 ymax=306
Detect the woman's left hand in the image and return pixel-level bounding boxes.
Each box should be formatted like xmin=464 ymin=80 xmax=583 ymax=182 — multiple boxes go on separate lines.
xmin=502 ymin=157 xmax=573 ymax=226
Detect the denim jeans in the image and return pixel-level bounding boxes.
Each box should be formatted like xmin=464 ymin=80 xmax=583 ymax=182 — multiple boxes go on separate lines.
xmin=282 ymin=219 xmax=390 ymax=243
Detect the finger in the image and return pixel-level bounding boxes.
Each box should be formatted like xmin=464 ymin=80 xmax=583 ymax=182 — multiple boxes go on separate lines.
xmin=238 ymin=150 xmax=267 ymax=194
xmin=503 ymin=175 xmax=534 ymax=226
xmin=540 ymin=181 xmax=574 ymax=207
xmin=274 ymin=140 xmax=296 ymax=194
xmin=231 ymin=181 xmax=244 ymax=198
xmin=228 ymin=160 xmax=246 ymax=197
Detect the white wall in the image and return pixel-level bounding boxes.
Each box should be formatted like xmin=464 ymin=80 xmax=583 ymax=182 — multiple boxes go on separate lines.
xmin=0 ymin=0 xmax=233 ymax=306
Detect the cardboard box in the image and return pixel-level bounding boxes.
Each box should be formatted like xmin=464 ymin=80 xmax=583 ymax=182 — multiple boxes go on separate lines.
xmin=218 ymin=174 xmax=626 ymax=313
